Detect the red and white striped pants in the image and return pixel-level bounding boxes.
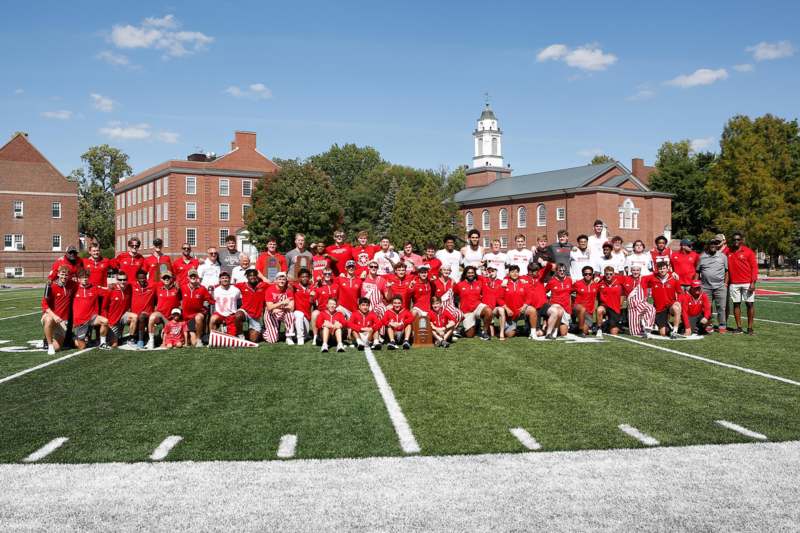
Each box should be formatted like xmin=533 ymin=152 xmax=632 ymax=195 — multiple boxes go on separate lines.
xmin=263 ymin=310 xmax=295 ymax=343
xmin=627 ymin=286 xmax=655 ymax=335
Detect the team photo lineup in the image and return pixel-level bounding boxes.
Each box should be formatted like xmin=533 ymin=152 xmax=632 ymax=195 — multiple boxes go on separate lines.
xmin=40 ymin=219 xmax=758 ymax=354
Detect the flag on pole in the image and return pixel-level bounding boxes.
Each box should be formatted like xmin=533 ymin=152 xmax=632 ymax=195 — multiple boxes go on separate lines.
xmin=209 ymin=330 xmax=258 ymax=348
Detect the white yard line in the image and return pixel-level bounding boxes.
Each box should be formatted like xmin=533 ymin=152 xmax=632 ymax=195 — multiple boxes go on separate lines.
xmin=21 ymin=437 xmax=69 ymax=463
xmin=0 ymin=347 xmax=94 ymax=385
xmin=363 ymin=346 xmax=420 ymax=454
xmin=509 ymin=427 xmax=542 ymax=450
xmin=754 ymin=318 xmax=799 ymax=326
xmin=756 ymin=298 xmax=800 ymax=305
xmin=610 ymin=335 xmax=800 ymax=387
xmin=150 ymin=436 xmax=183 ymax=461
xmin=715 ymin=420 xmax=768 ymax=441
xmin=277 ymin=434 xmax=298 ymax=458
xmin=618 ymin=424 xmax=659 ymax=446
xmin=0 ymin=311 xmax=39 ymax=321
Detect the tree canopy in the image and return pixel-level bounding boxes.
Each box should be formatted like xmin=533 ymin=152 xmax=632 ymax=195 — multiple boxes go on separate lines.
xmin=590 ymin=154 xmax=614 ymax=165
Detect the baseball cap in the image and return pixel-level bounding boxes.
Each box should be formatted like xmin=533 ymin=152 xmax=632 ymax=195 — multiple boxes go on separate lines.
xmin=170 ymin=307 xmax=182 ymax=316
xmin=275 ymin=271 xmax=287 ymax=279
xmin=345 ymin=260 xmax=356 ymax=267
xmin=368 ymin=260 xmax=378 ymax=267
xmin=715 ymin=233 xmax=726 ymax=242
xmin=486 ymin=265 xmax=497 ymax=271
xmin=680 ymin=239 xmax=692 ymax=246
xmin=690 ymin=280 xmax=702 ymax=288
xmin=187 ymin=268 xmax=199 ymax=277
xmin=417 ymin=264 xmax=431 ymax=271
xmin=161 ymin=271 xmax=173 ymax=279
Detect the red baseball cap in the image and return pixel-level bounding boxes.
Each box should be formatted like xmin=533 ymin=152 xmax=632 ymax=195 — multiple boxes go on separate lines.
xmin=690 ymin=280 xmax=702 ymax=288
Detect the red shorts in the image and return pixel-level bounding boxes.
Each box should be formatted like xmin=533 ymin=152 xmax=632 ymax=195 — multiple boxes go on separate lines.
xmin=212 ymin=312 xmax=238 ymax=335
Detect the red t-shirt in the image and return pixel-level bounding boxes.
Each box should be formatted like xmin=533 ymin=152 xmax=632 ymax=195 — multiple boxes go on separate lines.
xmin=48 ymin=256 xmax=84 ymax=281
xmin=181 ymin=284 xmax=213 ymax=320
xmin=311 ymin=254 xmax=332 ymax=281
xmin=314 ymin=281 xmax=339 ymax=310
xmin=724 ymin=246 xmax=758 ymax=284
xmin=172 ymin=256 xmax=200 ymax=286
xmin=144 ymin=254 xmax=173 ymax=283
xmin=154 ymin=283 xmax=181 ymax=316
xmin=481 ymin=277 xmax=505 ymax=309
xmin=641 ymin=274 xmax=682 ymax=312
xmin=502 ymin=278 xmax=530 ymax=315
xmin=680 ymin=291 xmax=711 ymax=328
xmin=315 ymin=309 xmax=346 ymax=329
xmin=325 ymin=243 xmax=353 ymax=275
xmin=572 ymin=279 xmax=599 ymax=314
xmin=336 ymin=275 xmax=363 ymax=312
xmin=72 ymin=284 xmax=108 ymax=325
xmin=672 ymin=250 xmax=700 ymax=285
xmin=162 ymin=319 xmax=188 ymax=345
xmin=385 ymin=274 xmax=414 ymax=309
xmin=429 ymin=308 xmax=456 ymax=328
xmin=103 ymin=283 xmax=132 ymax=324
xmin=291 ymin=282 xmax=314 ymax=319
xmin=264 ymin=284 xmax=294 ymax=310
xmin=131 ymin=282 xmax=156 ymax=314
xmin=114 ymin=252 xmax=145 ymax=283
xmin=596 ymin=276 xmax=627 ymax=314
xmin=83 ymin=257 xmax=111 ymax=287
xmin=42 ymin=280 xmax=76 ymax=321
xmin=650 ymin=248 xmax=677 ymax=271
xmin=348 ymin=310 xmax=381 ymax=331
xmin=410 ymin=278 xmax=434 ymax=312
xmin=352 ymin=244 xmax=380 ymax=265
xmin=420 ymin=257 xmax=442 ymax=279
xmin=545 ymin=276 xmax=573 ymax=314
xmin=236 ymin=281 xmax=269 ymax=319
xmin=454 ymin=279 xmax=484 ymax=313
xmin=382 ymin=308 xmax=414 ymax=331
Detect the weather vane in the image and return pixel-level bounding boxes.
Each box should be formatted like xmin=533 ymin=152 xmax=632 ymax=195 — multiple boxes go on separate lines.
xmin=484 ymin=92 xmax=490 ymax=105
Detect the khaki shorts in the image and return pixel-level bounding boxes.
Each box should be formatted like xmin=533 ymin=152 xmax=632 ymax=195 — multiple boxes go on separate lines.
xmin=462 ymin=303 xmax=488 ymax=330
xmin=729 ymin=283 xmax=755 ymax=303
xmin=42 ymin=314 xmax=67 ymax=339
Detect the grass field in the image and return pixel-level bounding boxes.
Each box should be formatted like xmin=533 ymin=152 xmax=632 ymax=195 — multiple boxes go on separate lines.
xmin=1 ymin=285 xmax=798 ymax=464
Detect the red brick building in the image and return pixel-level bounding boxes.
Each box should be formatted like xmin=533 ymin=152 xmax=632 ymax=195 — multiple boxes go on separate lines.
xmin=454 ymin=104 xmax=671 ymax=248
xmin=114 ymin=131 xmax=279 ymax=257
xmin=0 ymin=133 xmax=79 ymax=278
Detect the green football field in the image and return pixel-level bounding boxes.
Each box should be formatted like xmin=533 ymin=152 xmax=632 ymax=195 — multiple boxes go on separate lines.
xmin=1 ymin=283 xmax=798 ymax=464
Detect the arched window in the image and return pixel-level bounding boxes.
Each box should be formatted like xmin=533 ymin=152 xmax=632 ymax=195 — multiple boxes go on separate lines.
xmin=618 ymin=198 xmax=640 ymax=229
xmin=517 ymin=206 xmax=527 ymax=228
xmin=499 ymin=208 xmax=508 ymax=229
xmin=537 ymin=204 xmax=547 ymax=227
xmin=482 ymin=209 xmax=490 ymax=230
xmin=465 ymin=211 xmax=474 ymax=231
xmin=491 ymin=137 xmax=498 ymax=155
xmin=477 ymin=138 xmax=483 ymax=156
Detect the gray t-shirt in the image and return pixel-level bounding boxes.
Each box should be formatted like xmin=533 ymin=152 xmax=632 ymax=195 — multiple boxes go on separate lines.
xmin=697 ymin=252 xmax=728 ymax=289
xmin=285 ymin=248 xmax=314 ymax=278
xmin=217 ymin=248 xmax=241 ymax=275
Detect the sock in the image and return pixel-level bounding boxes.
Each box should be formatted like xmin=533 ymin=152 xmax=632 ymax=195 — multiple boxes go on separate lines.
xmin=100 ymin=336 xmax=106 ymax=344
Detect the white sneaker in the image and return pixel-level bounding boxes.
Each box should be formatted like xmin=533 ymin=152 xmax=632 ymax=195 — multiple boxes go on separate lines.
xmin=321 ymin=344 xmax=329 ymax=353
xmin=549 ymin=329 xmax=558 ymax=339
xmin=145 ymin=338 xmax=155 ymax=350
xmin=297 ymin=336 xmax=305 ymax=346
xmin=596 ymin=330 xmax=604 ymax=339
xmin=336 ymin=344 xmax=345 ymax=353
xmin=312 ymin=335 xmax=318 ymax=345
xmin=47 ymin=345 xmax=56 ymax=355
xmin=195 ymin=341 xmax=204 ymax=348
xmin=530 ymin=333 xmax=546 ymax=341
xmin=238 ymin=334 xmax=245 ymax=340
xmin=285 ymin=337 xmax=295 ymax=346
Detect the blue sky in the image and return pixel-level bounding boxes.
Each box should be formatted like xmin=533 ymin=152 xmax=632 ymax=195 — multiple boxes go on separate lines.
xmin=2 ymin=0 xmax=798 ymax=177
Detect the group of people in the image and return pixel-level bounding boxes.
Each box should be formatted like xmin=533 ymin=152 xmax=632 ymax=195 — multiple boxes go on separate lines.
xmin=40 ymin=221 xmax=759 ymax=355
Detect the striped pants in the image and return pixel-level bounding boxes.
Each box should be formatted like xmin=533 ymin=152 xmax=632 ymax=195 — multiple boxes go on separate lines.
xmin=263 ymin=310 xmax=295 ymax=343
xmin=627 ymin=286 xmax=656 ymax=335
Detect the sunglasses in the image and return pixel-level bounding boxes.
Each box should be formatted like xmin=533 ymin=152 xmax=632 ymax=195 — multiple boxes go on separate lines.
xmin=130 ymin=244 xmax=140 ymax=248
xmin=324 ymin=272 xmax=332 ymax=275
xmin=182 ymin=247 xmax=191 ymax=251
xmin=369 ymin=265 xmax=378 ymax=268
xmin=209 ymin=252 xmax=218 ymax=255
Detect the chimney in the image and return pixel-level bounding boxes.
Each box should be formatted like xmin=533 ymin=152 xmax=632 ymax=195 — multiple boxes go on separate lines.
xmin=231 ymin=131 xmax=256 ymax=151
xmin=630 ymin=157 xmax=655 ymax=185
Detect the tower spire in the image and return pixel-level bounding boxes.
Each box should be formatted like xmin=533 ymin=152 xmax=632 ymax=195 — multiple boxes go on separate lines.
xmin=472 ymin=99 xmax=503 ymax=168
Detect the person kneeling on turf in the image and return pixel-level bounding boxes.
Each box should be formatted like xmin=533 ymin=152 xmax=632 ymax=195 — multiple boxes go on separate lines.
xmin=596 ymin=266 xmax=627 ymax=337
xmin=501 ymin=265 xmax=538 ymax=339
xmin=146 ymin=271 xmax=181 ymax=349
xmin=679 ymin=280 xmax=712 ymax=335
xmin=348 ymin=297 xmax=382 ymax=350
xmin=210 ymin=271 xmax=245 ymax=337
xmin=316 ymin=297 xmax=347 ymax=353
xmin=571 ymin=266 xmax=599 ymax=337
xmin=181 ymin=269 xmax=213 ymax=347
xmin=41 ymin=265 xmax=75 ymax=355
xmin=162 ymin=308 xmax=188 ymax=348
xmin=72 ymin=268 xmax=111 ymax=350
xmin=429 ymin=296 xmax=457 ymax=348
xmin=383 ymin=295 xmax=414 ymax=349
xmin=642 ymin=262 xmax=682 ymax=338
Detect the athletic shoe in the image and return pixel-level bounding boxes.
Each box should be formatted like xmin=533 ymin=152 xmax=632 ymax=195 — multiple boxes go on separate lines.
xmin=47 ymin=345 xmax=56 ymax=356
xmin=336 ymin=344 xmax=345 ymax=353
xmin=718 ymin=326 xmax=727 ymax=334
xmin=387 ymin=342 xmax=397 ymax=350
xmin=297 ymin=336 xmax=305 ymax=346
xmin=372 ymin=342 xmax=382 ymax=351
xmin=285 ymin=337 xmax=295 ymax=346
xmin=549 ymin=329 xmax=558 ymax=340
xmin=442 ymin=341 xmax=450 ymax=348
xmin=98 ymin=342 xmax=111 ymax=351
xmin=402 ymin=341 xmax=411 ymax=350
xmin=145 ymin=338 xmax=155 ymax=350
xmin=731 ymin=328 xmax=743 ymax=335
xmin=312 ymin=335 xmax=318 ymax=345
xmin=670 ymin=331 xmax=679 ymax=340
xmin=195 ymin=341 xmax=204 ymax=348
xmin=746 ymin=328 xmax=755 ymax=336
xmin=596 ymin=330 xmax=604 ymax=339
xmin=357 ymin=343 xmax=365 ymax=351
xmin=530 ymin=333 xmax=546 ymax=341
xmin=238 ymin=334 xmax=245 ymax=340
xmin=479 ymin=333 xmax=490 ymax=341
xmin=434 ymin=340 xmax=441 ymax=347
xmin=641 ymin=331 xmax=649 ymax=339
xmin=126 ymin=339 xmax=138 ymax=348
xmin=321 ymin=344 xmax=329 ymax=353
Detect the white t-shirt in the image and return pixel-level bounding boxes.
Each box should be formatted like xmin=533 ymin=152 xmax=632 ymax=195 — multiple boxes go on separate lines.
xmin=506 ymin=248 xmax=533 ymax=273
xmin=483 ymin=252 xmax=509 ymax=279
xmin=461 ymin=246 xmax=484 ymax=271
xmin=570 ymin=248 xmax=593 ymax=280
xmin=213 ymin=285 xmax=241 ymax=316
xmin=231 ymin=266 xmax=249 ymax=285
xmin=626 ymin=252 xmax=653 ymax=276
xmin=435 ymin=249 xmax=462 ymax=282
xmin=197 ymin=260 xmax=221 ymax=289
xmin=610 ymin=250 xmax=627 ymax=273
xmin=595 ymin=256 xmax=617 ymax=276
xmin=587 ymin=230 xmax=608 ymax=259
xmin=374 ymin=250 xmax=400 ymax=276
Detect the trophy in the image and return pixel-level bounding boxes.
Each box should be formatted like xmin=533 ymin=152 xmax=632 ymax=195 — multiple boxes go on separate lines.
xmin=266 ymin=256 xmax=279 ymax=282
xmin=413 ymin=314 xmax=434 ymax=347
xmin=294 ymin=255 xmax=310 ymax=279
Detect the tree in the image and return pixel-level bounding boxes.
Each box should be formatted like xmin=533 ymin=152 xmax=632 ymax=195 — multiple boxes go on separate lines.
xmin=649 ymin=140 xmax=714 ymax=240
xmin=389 ymin=175 xmax=461 ymax=249
xmin=590 ymin=154 xmax=614 ymax=165
xmin=247 ymin=160 xmax=344 ymax=250
xmin=375 ymin=178 xmax=398 ymax=238
xmin=70 ymin=145 xmax=132 ymax=248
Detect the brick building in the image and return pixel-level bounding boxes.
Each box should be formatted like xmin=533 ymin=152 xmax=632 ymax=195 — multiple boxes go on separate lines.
xmin=0 ymin=133 xmax=79 ymax=278
xmin=114 ymin=131 xmax=279 ymax=257
xmin=454 ymin=104 xmax=671 ymax=248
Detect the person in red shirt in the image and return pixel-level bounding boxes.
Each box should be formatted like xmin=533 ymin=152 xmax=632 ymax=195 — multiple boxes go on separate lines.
xmin=500 ymin=265 xmax=538 ymax=338
xmin=162 ymin=308 xmax=189 ymax=348
xmin=172 ymin=243 xmax=200 ymax=287
xmin=455 ymin=266 xmax=492 ymax=340
xmin=337 ymin=260 xmax=363 ymax=317
xmin=315 ymin=297 xmax=347 ymax=353
xmin=311 ymin=268 xmax=339 ymax=344
xmin=641 ymin=261 xmax=683 ymax=338
xmin=263 ymin=272 xmax=296 ymax=344
xmin=383 ymin=296 xmax=414 ymax=349
xmin=348 ymin=297 xmax=382 ymax=349
xmin=384 ymin=262 xmax=414 ymax=310
xmin=182 ymin=269 xmax=214 ymax=346
xmin=596 ymin=266 xmax=627 ymax=336
xmin=48 ymin=245 xmax=84 ymax=282
xmin=72 ymin=269 xmax=111 ymax=350
xmin=725 ymin=232 xmax=759 ymax=335
xmin=433 ymin=265 xmax=463 ymax=324
xmin=360 ymin=259 xmax=388 ymax=318
xmin=420 ymin=244 xmax=442 ymax=279
xmin=255 ymin=237 xmax=288 ymax=283
xmin=672 ymin=239 xmax=700 ymax=288
xmin=481 ymin=266 xmax=507 ymax=340
xmin=399 ymin=242 xmax=423 ymax=273
xmin=114 ymin=237 xmax=145 ymax=284
xmin=235 ymin=268 xmax=269 ymax=343
xmin=146 ymin=271 xmax=182 ymax=349
xmin=429 ymin=296 xmax=457 ymax=347
xmin=130 ymin=269 xmax=156 ymax=348
xmin=142 ymin=238 xmax=173 ymax=283
xmin=290 ymin=268 xmax=315 ymax=345
xmin=325 ymin=230 xmax=353 ymax=276
xmin=680 ymin=280 xmax=712 ymax=335
xmin=571 ymin=266 xmax=599 ymax=336
xmin=84 ymin=244 xmax=112 ymax=287
xmin=540 ymin=263 xmax=574 ymax=339
xmin=650 ymin=235 xmax=676 ymax=272
xmin=41 ymin=265 xmax=76 ymax=354
xmin=351 ymin=230 xmax=380 ymax=273
xmin=311 ymin=242 xmax=332 ymax=282
xmin=410 ymin=265 xmax=434 ymax=317
xmin=102 ymin=270 xmax=134 ymax=347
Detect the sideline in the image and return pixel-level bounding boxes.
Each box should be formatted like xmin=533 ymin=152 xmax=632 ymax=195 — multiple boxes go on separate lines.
xmin=0 ymin=347 xmax=95 ymax=385
xmin=0 ymin=311 xmax=39 ymax=321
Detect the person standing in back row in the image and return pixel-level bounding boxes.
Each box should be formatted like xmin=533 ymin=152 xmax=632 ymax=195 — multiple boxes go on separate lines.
xmin=217 ymin=235 xmax=241 ymax=276
xmin=724 ymin=232 xmax=758 ymax=335
xmin=696 ymin=238 xmax=728 ymax=332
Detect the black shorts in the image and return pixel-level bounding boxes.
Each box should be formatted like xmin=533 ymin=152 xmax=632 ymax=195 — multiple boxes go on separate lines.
xmin=655 ymin=309 xmax=670 ymax=329
xmin=537 ymin=304 xmax=551 ymax=319
xmin=603 ymin=308 xmax=623 ymax=331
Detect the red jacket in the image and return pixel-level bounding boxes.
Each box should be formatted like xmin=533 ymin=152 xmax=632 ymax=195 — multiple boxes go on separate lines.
xmin=72 ymin=284 xmax=108 ymax=325
xmin=83 ymin=256 xmax=112 ymax=287
xmin=236 ymin=281 xmax=269 ymax=318
xmin=596 ymin=276 xmax=627 ymax=314
xmin=113 ymin=252 xmax=145 ymax=283
xmin=641 ymin=274 xmax=682 ymax=312
xmin=410 ymin=278 xmax=434 ymax=312
xmin=454 ymin=278 xmax=484 ymax=313
xmin=154 ymin=283 xmax=181 ymax=316
xmin=429 ymin=308 xmax=456 ymax=328
xmin=325 ymin=244 xmax=353 ymax=275
xmin=502 ymin=278 xmax=530 ymax=315
xmin=48 ymin=256 xmax=84 ymax=281
xmin=680 ymin=291 xmax=711 ymax=329
xmin=131 ymin=282 xmax=156 ymax=314
xmin=545 ymin=276 xmax=573 ymax=313
xmin=144 ymin=254 xmax=173 ymax=283
xmin=315 ymin=310 xmax=346 ymax=329
xmin=382 ymin=308 xmax=414 ymax=331
xmin=572 ymin=279 xmax=599 ymax=314
xmin=103 ymin=283 xmax=132 ymax=324
xmin=291 ymin=282 xmax=314 ymax=319
xmin=181 ymin=284 xmax=213 ymax=320
xmin=724 ymin=246 xmax=758 ymax=284
xmin=172 ymin=256 xmax=200 ymax=286
xmin=348 ymin=310 xmax=381 ymax=331
xmin=481 ymin=277 xmax=505 ymax=309
xmin=385 ymin=274 xmax=413 ymax=309
xmin=42 ymin=280 xmax=76 ymax=321
xmin=672 ymin=250 xmax=700 ymax=285
xmin=336 ymin=275 xmax=363 ymax=312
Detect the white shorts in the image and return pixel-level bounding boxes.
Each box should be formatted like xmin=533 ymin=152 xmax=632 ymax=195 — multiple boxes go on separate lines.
xmin=42 ymin=314 xmax=68 ymax=339
xmin=729 ymin=283 xmax=755 ymax=303
xmin=240 ymin=310 xmax=263 ymax=332
xmin=461 ymin=303 xmax=488 ymax=330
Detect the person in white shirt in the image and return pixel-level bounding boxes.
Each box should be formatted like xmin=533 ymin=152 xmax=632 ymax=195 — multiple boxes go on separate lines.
xmin=594 ymin=242 xmax=617 ymax=275
xmin=587 ymin=219 xmax=608 ymax=259
xmin=570 ymin=234 xmax=593 ymax=280
xmin=482 ymin=239 xmax=509 ymax=280
xmin=209 ymin=271 xmax=245 ymax=336
xmin=625 ymin=239 xmax=653 ymax=276
xmin=435 ymin=235 xmax=462 ymax=283
xmin=609 ymin=236 xmax=628 ymax=273
xmin=461 ymin=229 xmax=484 ymax=273
xmin=506 ymin=234 xmax=533 ymax=273
xmin=197 ymin=248 xmax=221 ymax=289
xmin=373 ymin=237 xmax=400 ymax=276
xmin=231 ymin=254 xmax=252 ymax=284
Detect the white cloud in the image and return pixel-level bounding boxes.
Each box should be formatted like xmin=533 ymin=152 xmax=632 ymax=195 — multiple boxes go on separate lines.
xmin=746 ymin=40 xmax=795 ymax=61
xmin=157 ymin=131 xmax=180 ymax=143
xmin=733 ymin=63 xmax=754 ymax=72
xmin=224 ymin=83 xmax=273 ymax=100
xmin=578 ymin=148 xmax=605 ymax=157
xmin=90 ymin=93 xmax=115 ymax=112
xmin=666 ymin=68 xmax=728 ymax=88
xmin=690 ymin=137 xmax=715 ymax=152
xmin=41 ymin=110 xmax=72 ymax=120
xmin=100 ymin=122 xmax=151 ymax=140
xmin=97 ymin=50 xmax=131 ymax=66
xmin=537 ymin=43 xmax=617 ymax=71
xmin=109 ymin=14 xmax=213 ymax=58
xmin=14 ymin=88 xmax=24 ymax=95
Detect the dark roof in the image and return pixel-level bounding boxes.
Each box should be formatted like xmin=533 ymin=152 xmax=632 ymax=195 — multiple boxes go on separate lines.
xmin=479 ymin=104 xmax=496 ymax=121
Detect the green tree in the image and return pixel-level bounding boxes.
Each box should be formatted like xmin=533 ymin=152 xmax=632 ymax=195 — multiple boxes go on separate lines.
xmin=247 ymin=160 xmax=344 ymax=250
xmin=70 ymin=145 xmax=132 ymax=248
xmin=389 ymin=176 xmax=461 ymax=249
xmin=375 ymin=178 xmax=398 ymax=238
xmin=590 ymin=154 xmax=614 ymax=165
xmin=649 ymin=140 xmax=714 ymax=240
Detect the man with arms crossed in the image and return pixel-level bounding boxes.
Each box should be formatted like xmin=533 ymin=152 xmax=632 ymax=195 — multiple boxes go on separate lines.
xmin=725 ymin=232 xmax=758 ymax=335
xmin=696 ymin=238 xmax=728 ymax=332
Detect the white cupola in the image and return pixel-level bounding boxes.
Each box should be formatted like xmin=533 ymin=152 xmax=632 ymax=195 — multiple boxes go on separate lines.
xmin=472 ymin=102 xmax=503 ymax=168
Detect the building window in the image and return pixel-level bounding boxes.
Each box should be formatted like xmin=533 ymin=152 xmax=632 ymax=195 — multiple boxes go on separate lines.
xmin=4 ymin=234 xmax=23 ymax=250
xmin=143 ymin=184 xmax=148 ymax=202
xmin=556 ymin=207 xmax=566 ymax=221
xmin=163 ymin=202 xmax=169 ymax=221
xmin=536 ymin=204 xmax=547 ymax=227
xmin=500 ymin=236 xmax=508 ymax=249
xmin=163 ymin=176 xmax=169 ymax=194
xmin=163 ymin=228 xmax=169 ymax=247
xmin=219 ymin=228 xmax=229 ymax=246
xmin=186 ymin=176 xmax=197 ymax=195
xmin=242 ymin=179 xmax=252 ymax=197
xmin=148 ymin=182 xmax=154 ymax=200
xmin=481 ymin=209 xmax=490 ymax=230
xmin=13 ymin=200 xmax=23 ymax=218
xmin=477 ymin=138 xmax=483 ymax=156
xmin=619 ymin=198 xmax=640 ymax=229
xmin=482 ymin=237 xmax=490 ymax=248
xmin=137 ymin=187 xmax=141 ymax=204
xmin=52 ymin=235 xmax=61 ymax=251
xmin=491 ymin=137 xmax=498 ymax=156
xmin=242 ymin=204 xmax=251 ymax=220
xmin=517 ymin=207 xmax=527 ymax=228
xmin=499 ymin=208 xmax=508 ymax=229
xmin=142 ymin=208 xmax=147 ymax=225
xmin=186 ymin=202 xmax=197 ymax=220
xmin=219 ymin=203 xmax=230 ymax=221
xmin=465 ymin=211 xmax=474 ymax=231
xmin=219 ymin=178 xmax=230 ymax=197
xmin=156 ymin=206 xmax=161 ymax=223
xmin=51 ymin=202 xmax=61 ymax=219
xmin=155 ymin=179 xmax=161 ymax=198
xmin=186 ymin=228 xmax=197 ymax=247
